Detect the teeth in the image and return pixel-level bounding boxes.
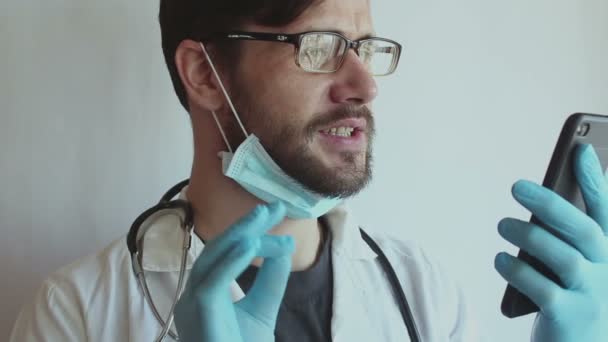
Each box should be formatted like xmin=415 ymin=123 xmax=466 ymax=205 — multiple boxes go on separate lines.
xmin=324 ymin=126 xmax=355 ymax=137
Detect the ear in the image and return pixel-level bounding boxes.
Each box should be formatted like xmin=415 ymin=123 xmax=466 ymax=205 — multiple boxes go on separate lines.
xmin=175 ymin=39 xmax=225 ymax=112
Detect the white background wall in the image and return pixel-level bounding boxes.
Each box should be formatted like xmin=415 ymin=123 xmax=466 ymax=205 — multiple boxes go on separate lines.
xmin=1 ymin=0 xmax=607 ymax=340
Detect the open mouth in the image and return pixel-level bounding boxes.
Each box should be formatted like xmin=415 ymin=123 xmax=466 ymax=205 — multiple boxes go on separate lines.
xmin=320 ymin=126 xmax=360 ymax=138
xmin=317 ymin=118 xmax=367 ymax=138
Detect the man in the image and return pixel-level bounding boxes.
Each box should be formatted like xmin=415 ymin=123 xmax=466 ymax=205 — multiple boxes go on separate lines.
xmin=10 ymin=0 xmax=608 ymax=341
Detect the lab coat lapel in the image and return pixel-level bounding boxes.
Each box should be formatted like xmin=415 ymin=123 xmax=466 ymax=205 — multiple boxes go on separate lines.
xmin=331 ymin=249 xmax=377 ymax=342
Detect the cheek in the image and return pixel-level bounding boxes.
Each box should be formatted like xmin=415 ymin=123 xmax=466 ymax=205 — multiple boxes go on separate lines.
xmin=264 ymin=75 xmax=331 ymax=122
xmin=239 ymin=49 xmax=332 ymax=127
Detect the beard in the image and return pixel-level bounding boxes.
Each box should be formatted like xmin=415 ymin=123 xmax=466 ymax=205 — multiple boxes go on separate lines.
xmin=221 ymin=88 xmax=376 ymax=199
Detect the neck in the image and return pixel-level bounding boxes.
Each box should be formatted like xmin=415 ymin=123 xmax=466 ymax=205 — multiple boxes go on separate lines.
xmin=187 ymin=150 xmax=324 ymax=272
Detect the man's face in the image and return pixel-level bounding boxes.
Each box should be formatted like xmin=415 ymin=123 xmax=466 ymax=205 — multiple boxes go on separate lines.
xmin=221 ymin=0 xmax=378 ymax=198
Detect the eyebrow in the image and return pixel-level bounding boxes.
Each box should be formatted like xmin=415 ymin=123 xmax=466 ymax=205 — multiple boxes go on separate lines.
xmin=300 ymin=27 xmax=376 ymax=40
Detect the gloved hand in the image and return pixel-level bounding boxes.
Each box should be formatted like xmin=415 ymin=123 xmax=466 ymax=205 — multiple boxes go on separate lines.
xmin=495 ymin=144 xmax=608 ymax=342
xmin=174 ymin=201 xmax=295 ymax=342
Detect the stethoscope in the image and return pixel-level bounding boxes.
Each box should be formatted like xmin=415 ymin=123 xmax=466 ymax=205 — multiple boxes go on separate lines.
xmin=127 ymin=180 xmax=421 ymax=342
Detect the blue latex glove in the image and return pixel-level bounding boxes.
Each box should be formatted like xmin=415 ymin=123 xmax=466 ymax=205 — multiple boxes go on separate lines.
xmin=174 ymin=201 xmax=295 ymax=342
xmin=495 ymin=144 xmax=608 ymax=342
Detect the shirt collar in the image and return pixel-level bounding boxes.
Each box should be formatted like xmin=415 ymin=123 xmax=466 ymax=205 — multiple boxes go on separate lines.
xmin=141 ymin=185 xmax=377 ymax=272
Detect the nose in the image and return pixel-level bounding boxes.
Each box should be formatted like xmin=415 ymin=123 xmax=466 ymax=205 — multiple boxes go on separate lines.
xmin=328 ymin=50 xmax=378 ymax=106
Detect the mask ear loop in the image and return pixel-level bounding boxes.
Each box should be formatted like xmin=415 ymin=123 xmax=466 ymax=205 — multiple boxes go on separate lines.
xmin=199 ymin=42 xmax=249 ymax=154
xmin=210 ymin=109 xmax=233 ymax=154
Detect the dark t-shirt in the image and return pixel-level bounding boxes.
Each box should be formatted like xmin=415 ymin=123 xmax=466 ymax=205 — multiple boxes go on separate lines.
xmin=236 ymin=225 xmax=333 ymax=341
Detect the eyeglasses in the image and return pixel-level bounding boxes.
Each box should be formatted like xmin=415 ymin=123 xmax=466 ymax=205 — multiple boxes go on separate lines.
xmin=202 ymin=31 xmax=403 ymax=76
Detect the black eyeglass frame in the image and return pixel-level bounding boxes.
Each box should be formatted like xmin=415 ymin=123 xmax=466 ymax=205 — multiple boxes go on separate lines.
xmin=200 ymin=31 xmax=403 ymax=76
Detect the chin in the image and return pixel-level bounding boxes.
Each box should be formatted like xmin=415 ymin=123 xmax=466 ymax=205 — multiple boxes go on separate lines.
xmin=323 ymin=163 xmax=372 ymax=198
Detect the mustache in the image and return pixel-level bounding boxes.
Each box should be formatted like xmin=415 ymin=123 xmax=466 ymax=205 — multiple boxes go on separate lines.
xmin=307 ymin=105 xmax=374 ymax=135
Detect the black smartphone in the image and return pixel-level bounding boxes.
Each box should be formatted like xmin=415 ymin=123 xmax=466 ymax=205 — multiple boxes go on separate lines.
xmin=501 ymin=112 xmax=608 ymax=318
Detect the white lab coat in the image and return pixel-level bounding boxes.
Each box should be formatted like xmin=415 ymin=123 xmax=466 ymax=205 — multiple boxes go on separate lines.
xmin=10 ymin=193 xmax=479 ymax=341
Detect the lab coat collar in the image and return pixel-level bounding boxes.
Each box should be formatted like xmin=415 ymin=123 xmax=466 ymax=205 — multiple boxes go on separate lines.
xmin=323 ymin=202 xmax=378 ymax=260
xmin=141 ymin=185 xmax=377 ymax=272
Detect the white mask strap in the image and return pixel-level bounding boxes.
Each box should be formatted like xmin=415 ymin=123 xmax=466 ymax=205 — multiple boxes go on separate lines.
xmin=199 ymin=42 xmax=249 ymax=146
xmin=210 ymin=110 xmax=233 ymax=153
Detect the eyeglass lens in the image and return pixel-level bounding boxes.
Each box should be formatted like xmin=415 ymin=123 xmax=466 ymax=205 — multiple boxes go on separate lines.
xmin=297 ymin=33 xmax=399 ymax=75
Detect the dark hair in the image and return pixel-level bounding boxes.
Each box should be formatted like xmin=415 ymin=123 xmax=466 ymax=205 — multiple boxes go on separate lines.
xmin=159 ymin=0 xmax=320 ymax=111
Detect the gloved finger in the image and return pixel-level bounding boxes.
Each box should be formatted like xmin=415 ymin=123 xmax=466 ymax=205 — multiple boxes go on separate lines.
xmin=237 ymin=236 xmax=295 ymax=323
xmin=498 ymin=218 xmax=589 ymax=289
xmin=205 ymin=201 xmax=287 ymax=252
xmin=194 ymin=238 xmax=259 ymax=301
xmin=194 ymin=235 xmax=295 ymax=300
xmin=189 ymin=202 xmax=287 ymax=287
xmin=256 ymin=234 xmax=296 ymax=258
xmin=494 ymin=252 xmax=565 ymax=318
xmin=222 ymin=201 xmax=288 ymax=242
xmin=574 ymin=144 xmax=608 ymax=234
xmin=511 ymin=180 xmax=608 ymax=262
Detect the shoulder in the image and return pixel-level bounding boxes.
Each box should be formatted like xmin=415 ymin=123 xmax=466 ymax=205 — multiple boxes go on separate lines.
xmin=364 ymin=229 xmax=436 ymax=273
xmin=364 ymin=229 xmax=480 ymax=340
xmin=365 ymin=229 xmax=460 ymax=302
xmin=48 ymin=236 xmax=132 ymax=297
xmin=10 ymin=236 xmax=132 ymax=341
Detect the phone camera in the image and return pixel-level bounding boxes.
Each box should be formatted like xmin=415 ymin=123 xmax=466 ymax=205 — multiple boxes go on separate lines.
xmin=577 ymin=123 xmax=590 ymax=137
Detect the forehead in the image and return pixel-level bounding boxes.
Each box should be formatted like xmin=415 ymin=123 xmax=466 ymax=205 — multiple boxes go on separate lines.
xmin=258 ymin=0 xmax=374 ymax=39
xmin=298 ymin=0 xmax=373 ymax=38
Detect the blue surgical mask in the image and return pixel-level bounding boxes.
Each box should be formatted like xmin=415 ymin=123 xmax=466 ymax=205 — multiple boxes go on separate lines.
xmin=199 ymin=43 xmax=342 ymax=219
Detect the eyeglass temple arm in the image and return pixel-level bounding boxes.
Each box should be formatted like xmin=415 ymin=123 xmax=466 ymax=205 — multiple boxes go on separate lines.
xmin=205 ymin=31 xmax=300 ymax=45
